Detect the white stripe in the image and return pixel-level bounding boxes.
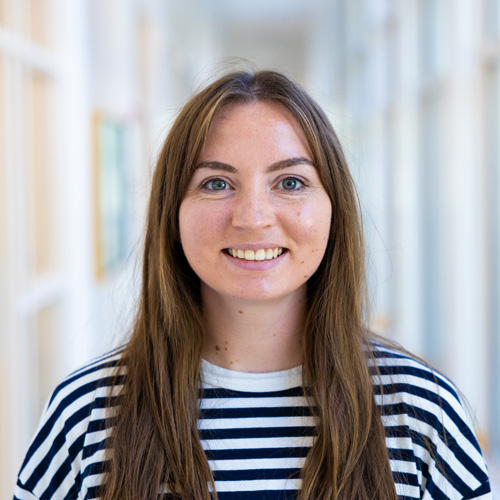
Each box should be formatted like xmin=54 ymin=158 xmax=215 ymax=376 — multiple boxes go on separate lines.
xmin=209 ymin=457 xmax=306 ymax=471
xmin=201 ymin=436 xmax=315 ymax=450
xmin=13 ymin=486 xmax=42 ymax=500
xmin=199 ymin=416 xmax=316 ymax=430
xmin=214 ymin=478 xmax=301 ymax=492
xmin=200 ymin=396 xmax=309 ymax=409
xmin=394 ymin=481 xmax=420 ymax=498
xmin=385 ymin=436 xmax=414 ymax=450
xmin=389 ymin=458 xmax=418 ymax=474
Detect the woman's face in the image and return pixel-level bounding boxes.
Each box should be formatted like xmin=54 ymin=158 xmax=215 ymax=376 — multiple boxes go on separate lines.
xmin=179 ymin=101 xmax=332 ymax=304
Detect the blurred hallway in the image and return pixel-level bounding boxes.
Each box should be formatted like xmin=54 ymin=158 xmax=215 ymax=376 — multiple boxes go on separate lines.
xmin=0 ymin=0 xmax=499 ymax=496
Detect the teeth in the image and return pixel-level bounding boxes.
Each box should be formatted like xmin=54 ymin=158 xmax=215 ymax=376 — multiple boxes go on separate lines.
xmin=228 ymin=247 xmax=284 ymax=261
xmin=255 ymin=249 xmax=266 ymax=261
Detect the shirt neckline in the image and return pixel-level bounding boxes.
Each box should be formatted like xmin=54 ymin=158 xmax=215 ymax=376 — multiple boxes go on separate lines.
xmin=201 ymin=359 xmax=303 ymax=392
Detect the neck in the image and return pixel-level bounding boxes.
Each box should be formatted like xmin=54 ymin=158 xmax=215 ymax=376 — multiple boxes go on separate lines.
xmin=201 ymin=286 xmax=307 ymax=373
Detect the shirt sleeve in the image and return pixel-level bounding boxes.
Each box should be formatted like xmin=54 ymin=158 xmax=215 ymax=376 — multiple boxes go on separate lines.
xmin=13 ymin=383 xmax=89 ymax=500
xmin=418 ymin=380 xmax=492 ymax=499
xmin=372 ymin=345 xmax=492 ymax=499
xmin=13 ymin=482 xmax=41 ymax=500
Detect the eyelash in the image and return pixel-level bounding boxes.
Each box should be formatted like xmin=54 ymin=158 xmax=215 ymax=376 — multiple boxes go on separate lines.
xmin=200 ymin=176 xmax=307 ymax=192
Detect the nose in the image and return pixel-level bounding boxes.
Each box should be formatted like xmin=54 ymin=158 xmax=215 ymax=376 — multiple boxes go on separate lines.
xmin=231 ymin=188 xmax=276 ymax=230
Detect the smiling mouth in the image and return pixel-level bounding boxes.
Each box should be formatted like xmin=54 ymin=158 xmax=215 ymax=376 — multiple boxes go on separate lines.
xmin=225 ymin=248 xmax=286 ymax=261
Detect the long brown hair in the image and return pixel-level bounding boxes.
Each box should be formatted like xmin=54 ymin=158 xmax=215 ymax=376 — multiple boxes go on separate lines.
xmin=103 ymin=70 xmax=397 ymax=500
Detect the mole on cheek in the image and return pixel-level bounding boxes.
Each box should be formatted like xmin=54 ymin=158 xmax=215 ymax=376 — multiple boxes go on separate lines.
xmin=215 ymin=345 xmax=220 ymax=352
xmin=238 ymin=310 xmax=244 ymax=314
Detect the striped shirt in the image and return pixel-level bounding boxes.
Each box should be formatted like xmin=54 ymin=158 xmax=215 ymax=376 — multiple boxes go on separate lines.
xmin=14 ymin=344 xmax=492 ymax=499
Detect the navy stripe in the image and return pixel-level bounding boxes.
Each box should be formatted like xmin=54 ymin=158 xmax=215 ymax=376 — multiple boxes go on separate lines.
xmin=202 ymin=386 xmax=304 ymax=399
xmin=82 ymin=437 xmax=109 ymax=460
xmin=205 ymin=447 xmax=310 ymax=460
xmin=200 ymin=425 xmax=316 ymax=440
xmin=218 ymin=492 xmax=297 ymax=500
xmin=200 ymin=405 xmax=312 ymax=419
xmin=213 ymin=467 xmax=301 ymax=481
xmin=392 ymin=471 xmax=420 ymax=487
xmin=83 ymin=485 xmax=101 ymax=500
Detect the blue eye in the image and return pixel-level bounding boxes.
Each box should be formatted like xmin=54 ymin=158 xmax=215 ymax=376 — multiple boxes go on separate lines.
xmin=280 ymin=177 xmax=302 ymax=190
xmin=207 ymin=179 xmax=227 ymax=190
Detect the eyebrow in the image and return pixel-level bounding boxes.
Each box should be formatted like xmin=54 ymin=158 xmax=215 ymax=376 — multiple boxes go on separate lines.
xmin=194 ymin=157 xmax=315 ymax=174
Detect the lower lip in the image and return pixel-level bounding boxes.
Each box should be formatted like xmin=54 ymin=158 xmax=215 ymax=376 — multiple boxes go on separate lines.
xmin=222 ymin=250 xmax=286 ymax=270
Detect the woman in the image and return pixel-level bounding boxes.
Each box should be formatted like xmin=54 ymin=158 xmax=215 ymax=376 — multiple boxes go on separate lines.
xmin=14 ymin=70 xmax=491 ymax=499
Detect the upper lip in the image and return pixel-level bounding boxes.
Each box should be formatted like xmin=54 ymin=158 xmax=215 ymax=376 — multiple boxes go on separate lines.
xmin=223 ymin=244 xmax=286 ymax=251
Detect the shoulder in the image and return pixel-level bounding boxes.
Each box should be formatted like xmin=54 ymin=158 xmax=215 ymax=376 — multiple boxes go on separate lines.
xmin=15 ymin=346 xmax=127 ymax=500
xmin=39 ymin=345 xmax=127 ymax=435
xmin=369 ymin=340 xmax=492 ymax=498
xmin=368 ymin=341 xmax=462 ymax=405
xmin=368 ymin=339 xmax=475 ymax=447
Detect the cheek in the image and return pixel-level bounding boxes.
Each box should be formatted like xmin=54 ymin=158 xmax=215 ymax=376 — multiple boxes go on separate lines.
xmin=294 ymin=199 xmax=332 ymax=244
xmin=179 ymin=201 xmax=227 ymax=250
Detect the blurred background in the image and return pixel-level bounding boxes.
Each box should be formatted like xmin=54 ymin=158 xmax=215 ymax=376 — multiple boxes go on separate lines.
xmin=0 ymin=0 xmax=499 ymax=496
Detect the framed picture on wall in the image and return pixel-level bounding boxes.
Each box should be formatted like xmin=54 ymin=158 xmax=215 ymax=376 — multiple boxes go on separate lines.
xmin=92 ymin=112 xmax=134 ymax=280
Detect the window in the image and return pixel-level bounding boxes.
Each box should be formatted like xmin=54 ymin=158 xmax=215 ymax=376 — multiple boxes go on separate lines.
xmin=0 ymin=1 xmax=64 ymax=495
xmin=419 ymin=95 xmax=446 ymax=365
xmin=485 ymin=0 xmax=500 ymax=40
xmin=485 ymin=63 xmax=500 ymax=455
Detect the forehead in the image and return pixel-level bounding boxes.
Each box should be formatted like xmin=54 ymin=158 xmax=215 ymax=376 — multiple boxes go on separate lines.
xmin=200 ymin=101 xmax=312 ymax=162
xmin=211 ymin=100 xmax=303 ymax=133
